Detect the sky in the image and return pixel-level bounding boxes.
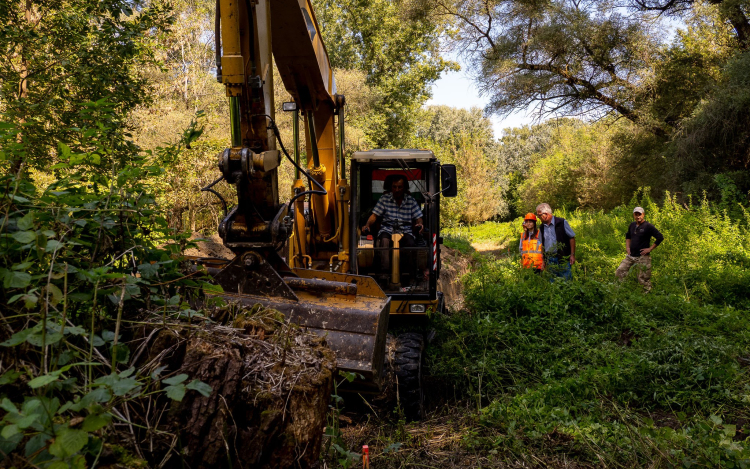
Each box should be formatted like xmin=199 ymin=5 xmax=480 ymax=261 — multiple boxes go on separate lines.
xmin=425 ymin=15 xmax=684 ymax=140
xmin=425 ymin=61 xmax=537 ymax=138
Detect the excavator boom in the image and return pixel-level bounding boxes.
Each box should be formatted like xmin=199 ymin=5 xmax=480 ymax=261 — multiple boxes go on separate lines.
xmin=209 ymin=0 xmax=389 ymax=389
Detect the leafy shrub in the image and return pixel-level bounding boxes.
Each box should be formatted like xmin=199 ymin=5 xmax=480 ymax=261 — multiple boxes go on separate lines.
xmin=0 ymin=102 xmax=213 ymax=467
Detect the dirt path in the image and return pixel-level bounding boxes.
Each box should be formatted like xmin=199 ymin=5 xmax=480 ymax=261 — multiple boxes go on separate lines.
xmin=471 ymin=240 xmax=512 ymax=258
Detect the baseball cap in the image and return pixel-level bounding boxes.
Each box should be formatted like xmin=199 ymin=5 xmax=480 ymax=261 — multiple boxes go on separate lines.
xmin=524 ymin=213 xmax=537 ymax=221
xmin=633 ymin=206 xmax=644 ymax=214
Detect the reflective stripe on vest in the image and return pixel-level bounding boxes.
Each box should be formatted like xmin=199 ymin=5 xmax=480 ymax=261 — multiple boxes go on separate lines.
xmin=520 ymin=232 xmax=544 ymax=269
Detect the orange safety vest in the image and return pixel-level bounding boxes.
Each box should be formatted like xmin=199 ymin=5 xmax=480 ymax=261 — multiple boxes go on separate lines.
xmin=520 ymin=231 xmax=544 ymax=269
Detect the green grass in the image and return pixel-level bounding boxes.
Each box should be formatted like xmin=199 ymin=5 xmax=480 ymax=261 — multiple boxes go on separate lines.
xmin=442 ymin=235 xmax=475 ymax=254
xmin=445 ymin=221 xmax=518 ymax=246
xmin=429 ymin=195 xmax=750 ymax=467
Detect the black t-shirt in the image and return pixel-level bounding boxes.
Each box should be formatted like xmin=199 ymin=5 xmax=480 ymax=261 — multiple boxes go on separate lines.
xmin=626 ymin=221 xmax=664 ymax=257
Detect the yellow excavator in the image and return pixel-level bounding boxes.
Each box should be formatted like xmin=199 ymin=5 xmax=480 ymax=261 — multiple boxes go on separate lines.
xmin=201 ymin=0 xmax=457 ymax=413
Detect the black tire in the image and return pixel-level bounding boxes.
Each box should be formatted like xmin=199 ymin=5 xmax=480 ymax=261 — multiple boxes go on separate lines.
xmin=393 ymin=332 xmax=424 ymax=420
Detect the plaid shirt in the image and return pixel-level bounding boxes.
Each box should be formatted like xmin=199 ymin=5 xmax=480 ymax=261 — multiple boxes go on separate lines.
xmin=372 ymin=192 xmax=423 ymax=236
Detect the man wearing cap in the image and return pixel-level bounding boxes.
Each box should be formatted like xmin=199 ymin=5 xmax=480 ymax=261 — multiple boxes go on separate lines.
xmin=536 ymin=203 xmax=576 ymax=280
xmin=615 ymin=207 xmax=664 ymax=292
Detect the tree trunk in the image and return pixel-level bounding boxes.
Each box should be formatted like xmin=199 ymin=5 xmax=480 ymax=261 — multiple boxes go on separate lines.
xmin=11 ymin=0 xmax=32 ymax=174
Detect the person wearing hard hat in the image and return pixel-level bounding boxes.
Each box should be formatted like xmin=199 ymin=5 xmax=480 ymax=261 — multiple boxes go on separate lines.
xmin=615 ymin=206 xmax=664 ymax=292
xmin=519 ymin=213 xmax=544 ymax=272
xmin=536 ymin=203 xmax=576 ymax=280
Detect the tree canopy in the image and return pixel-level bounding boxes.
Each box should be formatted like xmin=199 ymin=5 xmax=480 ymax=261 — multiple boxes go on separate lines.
xmin=314 ymin=0 xmax=456 ymax=146
xmin=0 ymin=0 xmax=173 ymax=170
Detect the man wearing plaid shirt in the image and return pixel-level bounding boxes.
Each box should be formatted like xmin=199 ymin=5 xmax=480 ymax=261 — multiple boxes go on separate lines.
xmin=362 ymin=175 xmax=424 ymax=279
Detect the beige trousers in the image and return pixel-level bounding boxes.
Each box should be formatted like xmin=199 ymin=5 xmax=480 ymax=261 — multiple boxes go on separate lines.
xmin=615 ymin=255 xmax=652 ymax=291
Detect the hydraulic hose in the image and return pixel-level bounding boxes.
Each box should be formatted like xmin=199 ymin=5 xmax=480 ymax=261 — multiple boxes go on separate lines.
xmin=214 ymin=0 xmax=222 ymax=83
xmin=259 ymin=114 xmax=327 ymax=210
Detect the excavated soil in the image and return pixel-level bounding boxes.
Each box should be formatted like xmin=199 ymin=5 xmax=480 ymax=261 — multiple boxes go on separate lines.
xmin=437 ymin=246 xmax=473 ymax=310
xmin=184 ymin=232 xmax=234 ymax=259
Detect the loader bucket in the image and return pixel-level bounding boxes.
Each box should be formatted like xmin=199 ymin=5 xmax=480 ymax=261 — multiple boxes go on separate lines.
xmin=206 ymin=256 xmax=390 ymax=392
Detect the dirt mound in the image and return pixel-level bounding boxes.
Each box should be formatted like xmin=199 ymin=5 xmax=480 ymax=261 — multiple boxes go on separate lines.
xmin=183 ymin=232 xmax=234 ymax=259
xmin=438 ymin=246 xmax=472 ymax=310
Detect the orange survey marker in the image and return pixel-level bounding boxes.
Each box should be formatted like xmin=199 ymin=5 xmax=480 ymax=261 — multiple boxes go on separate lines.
xmin=362 ymin=445 xmax=370 ymax=469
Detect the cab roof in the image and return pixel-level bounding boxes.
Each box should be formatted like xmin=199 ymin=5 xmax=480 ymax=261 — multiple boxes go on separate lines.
xmin=350 ymin=149 xmax=436 ymax=161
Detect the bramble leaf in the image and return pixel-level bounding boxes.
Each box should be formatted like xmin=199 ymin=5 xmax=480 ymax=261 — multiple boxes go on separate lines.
xmin=12 ymin=261 xmax=33 ymax=271
xmin=5 ymin=271 xmax=31 ymax=289
xmin=0 ymin=398 xmax=19 ymax=413
xmin=110 ymin=377 xmax=139 ymax=396
xmin=49 ymin=428 xmax=87 ymax=458
xmin=1 ymin=424 xmax=19 ymax=439
xmin=111 ymin=344 xmax=130 ymax=364
xmin=28 ymin=374 xmax=59 ymax=389
xmin=11 ymin=230 xmax=36 ymax=244
xmin=16 ymin=213 xmax=34 ymax=230
xmin=162 ymin=374 xmax=188 ymax=386
xmin=81 ymin=413 xmax=111 ymax=432
xmin=165 ymin=384 xmax=186 ymax=401
xmin=186 ymin=380 xmax=212 ymax=397
xmin=1 ymin=328 xmax=33 ymax=347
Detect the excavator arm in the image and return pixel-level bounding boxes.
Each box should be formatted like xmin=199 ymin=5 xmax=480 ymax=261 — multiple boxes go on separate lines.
xmin=208 ymin=0 xmax=388 ymax=390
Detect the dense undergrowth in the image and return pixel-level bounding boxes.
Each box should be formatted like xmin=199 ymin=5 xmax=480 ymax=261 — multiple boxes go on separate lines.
xmin=428 ymin=195 xmax=750 ymax=467
xmin=0 ymin=104 xmax=218 ymax=467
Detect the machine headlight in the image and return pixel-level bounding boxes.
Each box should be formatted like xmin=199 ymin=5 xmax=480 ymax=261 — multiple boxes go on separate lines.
xmin=409 ymin=304 xmax=426 ymax=313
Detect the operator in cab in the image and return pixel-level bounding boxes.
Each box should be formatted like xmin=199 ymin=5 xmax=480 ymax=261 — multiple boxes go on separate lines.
xmin=362 ymin=175 xmax=424 ymax=281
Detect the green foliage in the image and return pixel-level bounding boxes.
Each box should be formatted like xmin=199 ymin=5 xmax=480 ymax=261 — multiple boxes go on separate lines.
xmin=324 ymin=371 xmax=363 ymax=468
xmin=442 ymin=235 xmax=474 ymax=255
xmin=435 ymin=0 xmax=665 ymax=130
xmin=314 ymin=0 xmax=455 ymax=147
xmin=493 ymin=119 xmax=649 ymax=216
xmin=0 ymin=104 xmax=212 ymax=466
xmin=0 ymin=0 xmax=174 ymax=170
xmin=431 ymin=196 xmax=750 ymax=466
xmin=413 ymin=106 xmax=504 ymax=225
xmin=672 ymin=49 xmax=750 ymax=191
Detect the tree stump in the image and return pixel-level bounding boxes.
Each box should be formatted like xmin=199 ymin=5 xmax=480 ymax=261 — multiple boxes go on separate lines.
xmin=134 ymin=305 xmax=336 ymax=469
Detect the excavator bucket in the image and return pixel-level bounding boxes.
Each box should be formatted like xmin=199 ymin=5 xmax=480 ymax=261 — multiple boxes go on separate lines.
xmin=204 ymin=256 xmax=390 ymax=392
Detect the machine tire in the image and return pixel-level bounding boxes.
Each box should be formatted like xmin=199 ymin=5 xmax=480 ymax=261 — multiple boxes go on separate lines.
xmin=393 ymin=332 xmax=424 ymax=420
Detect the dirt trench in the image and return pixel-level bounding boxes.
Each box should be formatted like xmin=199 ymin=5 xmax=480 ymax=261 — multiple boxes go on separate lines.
xmin=437 ymin=246 xmax=473 ymax=310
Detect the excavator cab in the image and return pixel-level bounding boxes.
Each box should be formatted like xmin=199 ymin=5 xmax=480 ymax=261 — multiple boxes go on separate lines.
xmin=349 ymin=150 xmax=457 ymax=316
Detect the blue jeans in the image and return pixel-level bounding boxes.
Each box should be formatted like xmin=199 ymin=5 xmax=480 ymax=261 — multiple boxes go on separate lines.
xmin=547 ymin=257 xmax=572 ymax=281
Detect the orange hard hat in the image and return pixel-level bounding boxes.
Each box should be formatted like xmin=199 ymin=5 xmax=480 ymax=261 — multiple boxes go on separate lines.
xmin=524 ymin=213 xmax=537 ymax=221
